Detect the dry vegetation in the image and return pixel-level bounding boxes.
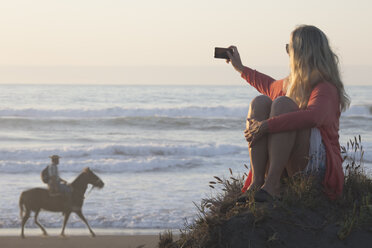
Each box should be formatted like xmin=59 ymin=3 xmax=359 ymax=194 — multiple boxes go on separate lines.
xmin=159 ymin=136 xmax=372 ymax=248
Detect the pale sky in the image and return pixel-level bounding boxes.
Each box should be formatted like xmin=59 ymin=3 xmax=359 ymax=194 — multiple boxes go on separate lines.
xmin=0 ymin=0 xmax=371 ymax=84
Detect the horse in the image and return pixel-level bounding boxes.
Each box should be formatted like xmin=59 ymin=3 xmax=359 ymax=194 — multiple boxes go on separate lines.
xmin=19 ymin=167 xmax=104 ymax=238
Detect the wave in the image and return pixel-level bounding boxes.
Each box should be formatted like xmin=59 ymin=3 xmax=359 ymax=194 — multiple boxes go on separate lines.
xmin=1 ymin=104 xmax=370 ymax=120
xmin=0 ymin=157 xmax=206 ymax=174
xmin=0 ymin=143 xmax=246 ymax=173
xmin=0 ymin=143 xmax=245 ymax=159
xmin=1 ymin=142 xmax=370 ymax=174
xmin=342 ymin=104 xmax=372 ymax=119
xmin=0 ymin=116 xmax=244 ymax=131
xmin=0 ymin=105 xmax=247 ymax=118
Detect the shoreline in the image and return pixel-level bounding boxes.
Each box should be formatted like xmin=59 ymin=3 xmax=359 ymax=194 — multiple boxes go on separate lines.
xmin=0 ymin=228 xmax=178 ymax=248
xmin=0 ymin=228 xmax=178 ymax=236
xmin=0 ymin=235 xmax=166 ymax=248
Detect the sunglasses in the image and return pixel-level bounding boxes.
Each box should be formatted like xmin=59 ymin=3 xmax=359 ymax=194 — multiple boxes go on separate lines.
xmin=285 ymin=44 xmax=289 ymax=54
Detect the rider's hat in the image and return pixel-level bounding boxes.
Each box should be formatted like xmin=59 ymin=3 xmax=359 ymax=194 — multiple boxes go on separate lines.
xmin=49 ymin=155 xmax=61 ymax=159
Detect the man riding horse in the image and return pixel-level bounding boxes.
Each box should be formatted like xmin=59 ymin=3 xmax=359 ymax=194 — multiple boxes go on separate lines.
xmin=47 ymin=155 xmax=69 ymax=194
xmin=44 ymin=155 xmax=78 ymax=211
xmin=20 ymin=166 xmax=104 ymax=238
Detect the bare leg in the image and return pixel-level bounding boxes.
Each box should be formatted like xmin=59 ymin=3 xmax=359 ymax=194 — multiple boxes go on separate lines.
xmin=21 ymin=210 xmax=30 ymax=238
xmin=34 ymin=210 xmax=48 ymax=236
xmin=60 ymin=211 xmax=71 ymax=237
xmin=287 ymin=128 xmax=311 ymax=176
xmin=247 ymin=95 xmax=272 ymax=189
xmin=262 ymin=96 xmax=310 ymax=196
xmin=76 ymin=210 xmax=95 ymax=237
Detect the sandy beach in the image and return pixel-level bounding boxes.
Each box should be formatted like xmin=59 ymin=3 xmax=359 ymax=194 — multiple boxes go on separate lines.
xmin=0 ymin=235 xmax=161 ymax=248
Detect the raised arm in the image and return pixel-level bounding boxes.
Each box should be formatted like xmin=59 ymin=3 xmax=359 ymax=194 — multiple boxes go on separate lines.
xmin=226 ymin=46 xmax=277 ymax=98
xmin=240 ymin=67 xmax=277 ymax=97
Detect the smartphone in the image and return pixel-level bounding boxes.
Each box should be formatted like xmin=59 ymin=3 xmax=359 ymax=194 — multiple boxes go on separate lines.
xmin=214 ymin=47 xmax=233 ymax=59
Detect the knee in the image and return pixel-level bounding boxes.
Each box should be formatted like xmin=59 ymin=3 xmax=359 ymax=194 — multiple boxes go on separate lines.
xmin=270 ymin=96 xmax=298 ymax=117
xmin=250 ymin=95 xmax=272 ymax=108
xmin=248 ymin=95 xmax=272 ymax=119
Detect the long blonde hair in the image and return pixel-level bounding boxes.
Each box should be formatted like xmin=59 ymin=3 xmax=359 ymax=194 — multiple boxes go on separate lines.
xmin=285 ymin=25 xmax=350 ymax=111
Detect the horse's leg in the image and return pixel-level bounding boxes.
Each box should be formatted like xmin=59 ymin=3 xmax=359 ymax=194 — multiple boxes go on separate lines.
xmin=21 ymin=209 xmax=30 ymax=238
xmin=60 ymin=211 xmax=71 ymax=237
xmin=34 ymin=210 xmax=47 ymax=236
xmin=76 ymin=210 xmax=95 ymax=237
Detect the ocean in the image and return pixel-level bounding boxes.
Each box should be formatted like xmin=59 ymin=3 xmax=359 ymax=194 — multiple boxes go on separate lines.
xmin=0 ymin=84 xmax=371 ymax=233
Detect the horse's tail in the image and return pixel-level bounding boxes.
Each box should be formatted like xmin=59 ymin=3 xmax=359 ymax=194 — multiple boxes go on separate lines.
xmin=19 ymin=192 xmax=25 ymax=218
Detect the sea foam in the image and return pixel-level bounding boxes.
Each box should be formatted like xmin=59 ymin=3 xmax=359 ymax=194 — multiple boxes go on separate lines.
xmin=0 ymin=143 xmax=246 ymax=173
xmin=0 ymin=105 xmax=247 ymax=118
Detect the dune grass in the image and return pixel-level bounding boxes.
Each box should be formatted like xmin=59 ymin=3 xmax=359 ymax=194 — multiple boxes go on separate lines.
xmin=159 ymin=136 xmax=372 ymax=248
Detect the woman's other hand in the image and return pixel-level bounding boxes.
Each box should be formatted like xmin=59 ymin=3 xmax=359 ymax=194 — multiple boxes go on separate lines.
xmin=244 ymin=119 xmax=268 ymax=147
xmin=226 ymin=45 xmax=244 ymax=73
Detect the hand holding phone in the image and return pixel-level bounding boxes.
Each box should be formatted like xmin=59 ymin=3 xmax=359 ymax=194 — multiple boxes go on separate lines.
xmin=215 ymin=46 xmax=244 ymax=73
xmin=214 ymin=47 xmax=234 ymax=59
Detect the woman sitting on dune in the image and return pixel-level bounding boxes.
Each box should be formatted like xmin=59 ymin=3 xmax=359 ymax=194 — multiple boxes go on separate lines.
xmin=226 ymin=25 xmax=350 ymax=201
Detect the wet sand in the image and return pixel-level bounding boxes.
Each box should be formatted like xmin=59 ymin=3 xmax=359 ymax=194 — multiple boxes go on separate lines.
xmin=0 ymin=235 xmax=161 ymax=248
